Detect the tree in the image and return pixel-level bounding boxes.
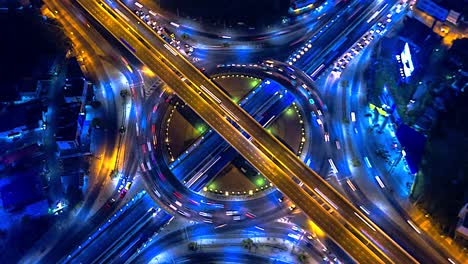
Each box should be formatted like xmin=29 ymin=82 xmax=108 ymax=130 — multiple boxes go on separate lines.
xmin=340 ymin=80 xmax=349 ymax=89
xmin=188 ymin=242 xmax=199 ymax=251
xmin=110 ymin=169 xmax=119 ymax=179
xmin=352 ymin=158 xmax=361 ymax=167
xmin=297 ymin=253 xmax=307 ymax=263
xmin=241 ymin=238 xmax=254 ymax=251
xmin=120 ymin=89 xmax=129 ymax=99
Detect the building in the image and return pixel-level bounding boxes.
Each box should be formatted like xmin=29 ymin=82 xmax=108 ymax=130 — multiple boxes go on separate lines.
xmin=60 ymin=156 xmax=86 ymax=192
xmin=414 ymin=0 xmax=465 ymax=26
xmin=63 ymin=77 xmax=88 ymax=105
xmin=415 ymin=0 xmax=449 ymax=22
xmin=55 ymin=102 xmax=84 ymax=157
xmin=455 ymin=203 xmax=468 ymax=242
xmin=17 ymin=78 xmax=42 ymax=102
xmin=0 ymin=143 xmax=43 ymax=168
xmin=0 ymin=99 xmax=45 ymax=140
xmin=0 ymin=168 xmax=46 ymax=212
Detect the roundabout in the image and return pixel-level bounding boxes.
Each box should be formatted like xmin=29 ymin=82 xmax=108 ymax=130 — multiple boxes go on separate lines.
xmin=138 ymin=60 xmax=331 ymax=225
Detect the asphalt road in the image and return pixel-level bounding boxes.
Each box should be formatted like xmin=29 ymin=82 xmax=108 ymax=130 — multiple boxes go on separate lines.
xmin=72 ymin=0 xmax=422 ymax=262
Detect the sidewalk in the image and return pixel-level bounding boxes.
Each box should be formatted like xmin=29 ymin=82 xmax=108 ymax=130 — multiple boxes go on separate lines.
xmin=407 ymin=205 xmax=468 ymax=262
xmin=367 ymin=122 xmax=468 ymax=262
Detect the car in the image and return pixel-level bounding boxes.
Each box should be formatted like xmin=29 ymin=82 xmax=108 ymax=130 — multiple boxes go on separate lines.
xmin=335 ymin=140 xmax=341 ymax=150
xmin=226 ymin=210 xmax=239 ymax=216
xmin=105 ymin=198 xmax=116 ymax=208
xmin=292 ymin=225 xmax=302 ymax=232
xmin=245 ymin=212 xmax=256 ymax=218
xmin=173 ymin=191 xmax=183 ymax=199
xmin=278 ymin=196 xmax=284 ymax=203
xmin=289 ymin=204 xmax=297 ymax=211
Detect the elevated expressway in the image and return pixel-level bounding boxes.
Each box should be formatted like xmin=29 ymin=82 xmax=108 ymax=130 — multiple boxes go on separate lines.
xmin=74 ymin=0 xmax=419 ymax=263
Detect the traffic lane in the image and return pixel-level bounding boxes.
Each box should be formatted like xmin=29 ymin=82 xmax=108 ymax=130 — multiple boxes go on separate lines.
xmin=302 ymin=0 xmax=391 ymax=73
xmin=324 ymin=31 xmax=445 ymax=264
xmin=346 ymin=58 xmax=451 ymax=264
xmin=159 ymin=29 xmax=406 ymax=264
xmin=90 ymin=5 xmax=380 ymax=264
xmin=141 ymin=50 xmax=383 ymax=264
xmin=76 ymin=2 xmax=393 ymax=262
xmin=72 ymin=206 xmax=154 ymax=264
xmin=96 ymin=212 xmax=173 ymax=264
xmin=132 ymin=222 xmax=342 ymax=263
xmin=171 ymin=79 xmax=275 ymax=177
xmin=249 ymin=124 xmax=413 ymax=263
xmin=294 ymin=0 xmax=367 ymax=69
xmin=175 ymin=252 xmax=287 ymax=264
xmin=173 ymin=84 xmax=286 ymax=182
xmin=128 ymin=40 xmax=388 ymax=260
xmin=300 ymin=1 xmax=387 ymax=74
xmin=31 ymin=1 xmax=135 ymax=262
xmin=205 ymin=66 xmax=414 ymax=263
xmin=88 ymin=1 xmax=432 ymax=262
xmin=59 ymin=193 xmax=150 ymax=263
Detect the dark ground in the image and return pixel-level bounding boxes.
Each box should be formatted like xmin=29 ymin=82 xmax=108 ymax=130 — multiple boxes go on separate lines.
xmin=159 ymin=0 xmax=290 ymax=28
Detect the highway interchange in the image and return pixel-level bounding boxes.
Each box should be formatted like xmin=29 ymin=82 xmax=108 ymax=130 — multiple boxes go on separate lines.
xmin=23 ymin=0 xmax=464 ymax=263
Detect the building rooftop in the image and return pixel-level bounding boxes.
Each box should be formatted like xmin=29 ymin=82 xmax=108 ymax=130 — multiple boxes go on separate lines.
xmin=63 ymin=77 xmax=86 ymax=99
xmin=56 ymin=102 xmax=81 ymax=141
xmin=61 ymin=156 xmax=84 ymax=190
xmin=0 ymin=168 xmax=44 ymax=211
xmin=399 ymin=17 xmax=440 ymax=52
xmin=0 ymin=99 xmax=43 ymax=133
xmin=0 ymin=143 xmax=42 ymax=167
